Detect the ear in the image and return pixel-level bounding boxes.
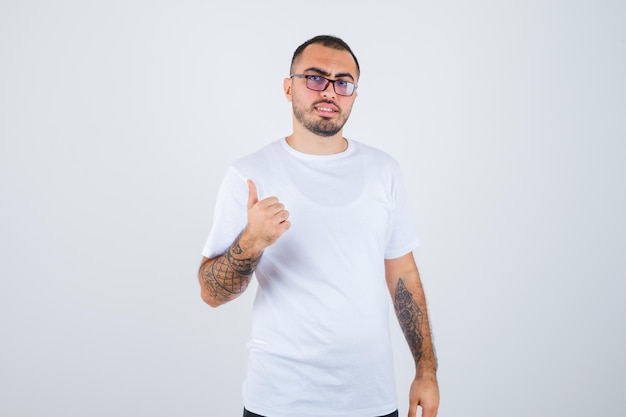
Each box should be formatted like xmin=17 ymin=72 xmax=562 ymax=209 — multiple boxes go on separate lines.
xmin=283 ymin=77 xmax=293 ymax=102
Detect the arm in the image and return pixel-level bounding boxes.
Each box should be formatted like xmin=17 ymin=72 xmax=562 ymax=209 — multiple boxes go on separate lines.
xmin=385 ymin=252 xmax=439 ymax=417
xmin=198 ymin=234 xmax=262 ymax=308
xmin=198 ymin=179 xmax=290 ymax=307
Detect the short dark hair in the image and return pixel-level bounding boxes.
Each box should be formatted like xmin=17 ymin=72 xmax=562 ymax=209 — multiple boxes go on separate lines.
xmin=290 ymin=35 xmax=360 ymax=78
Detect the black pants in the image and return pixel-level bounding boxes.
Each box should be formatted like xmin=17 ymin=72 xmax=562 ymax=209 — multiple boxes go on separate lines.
xmin=243 ymin=408 xmax=399 ymax=417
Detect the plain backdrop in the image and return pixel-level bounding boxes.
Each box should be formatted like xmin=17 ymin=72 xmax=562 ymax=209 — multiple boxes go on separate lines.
xmin=1 ymin=1 xmax=624 ymax=416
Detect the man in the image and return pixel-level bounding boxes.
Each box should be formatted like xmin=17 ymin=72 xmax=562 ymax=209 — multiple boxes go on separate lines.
xmin=198 ymin=35 xmax=439 ymax=417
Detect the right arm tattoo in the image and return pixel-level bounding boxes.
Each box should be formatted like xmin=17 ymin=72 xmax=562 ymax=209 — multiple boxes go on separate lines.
xmin=200 ymin=237 xmax=261 ymax=304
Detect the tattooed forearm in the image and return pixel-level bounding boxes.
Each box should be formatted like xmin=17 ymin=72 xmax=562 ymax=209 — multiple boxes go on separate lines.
xmin=224 ymin=241 xmax=259 ymax=276
xmin=394 ymin=278 xmax=424 ymax=366
xmin=200 ymin=238 xmax=261 ymax=304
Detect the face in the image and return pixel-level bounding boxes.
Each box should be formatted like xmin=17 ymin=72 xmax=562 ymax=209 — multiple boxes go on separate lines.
xmin=284 ymin=44 xmax=359 ymax=137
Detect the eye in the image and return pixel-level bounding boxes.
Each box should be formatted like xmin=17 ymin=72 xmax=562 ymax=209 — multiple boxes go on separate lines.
xmin=306 ymin=75 xmax=322 ymax=81
xmin=336 ymin=80 xmax=349 ymax=87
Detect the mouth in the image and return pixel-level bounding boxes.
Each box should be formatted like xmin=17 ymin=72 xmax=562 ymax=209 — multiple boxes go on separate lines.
xmin=314 ymin=102 xmax=339 ymax=117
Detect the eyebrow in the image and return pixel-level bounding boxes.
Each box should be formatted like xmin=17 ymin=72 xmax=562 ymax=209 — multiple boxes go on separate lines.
xmin=302 ymin=67 xmax=355 ymax=81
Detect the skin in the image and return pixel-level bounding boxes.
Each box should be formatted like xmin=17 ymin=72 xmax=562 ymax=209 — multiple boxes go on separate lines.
xmin=198 ymin=179 xmax=289 ymax=307
xmin=283 ymin=43 xmax=359 ymax=155
xmin=198 ymin=42 xmax=439 ymax=416
xmin=385 ymin=255 xmax=440 ymax=417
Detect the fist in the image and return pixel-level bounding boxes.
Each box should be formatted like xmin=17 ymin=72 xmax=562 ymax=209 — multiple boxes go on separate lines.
xmin=242 ymin=179 xmax=291 ymax=253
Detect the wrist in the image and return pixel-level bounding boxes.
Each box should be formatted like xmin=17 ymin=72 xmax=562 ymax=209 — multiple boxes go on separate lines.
xmin=415 ymin=370 xmax=438 ymax=381
xmin=237 ymin=229 xmax=265 ymax=258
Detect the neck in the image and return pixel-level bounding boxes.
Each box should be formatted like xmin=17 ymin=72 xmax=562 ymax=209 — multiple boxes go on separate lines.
xmin=286 ymin=125 xmax=347 ymax=155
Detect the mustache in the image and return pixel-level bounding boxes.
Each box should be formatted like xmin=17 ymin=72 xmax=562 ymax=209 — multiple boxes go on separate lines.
xmin=312 ymin=99 xmax=339 ymax=109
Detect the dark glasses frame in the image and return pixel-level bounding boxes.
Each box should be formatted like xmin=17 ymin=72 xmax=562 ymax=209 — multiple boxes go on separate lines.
xmin=290 ymin=74 xmax=358 ymax=96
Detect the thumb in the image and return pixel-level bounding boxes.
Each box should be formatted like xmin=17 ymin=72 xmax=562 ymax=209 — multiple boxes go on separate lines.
xmin=247 ymin=179 xmax=258 ymax=208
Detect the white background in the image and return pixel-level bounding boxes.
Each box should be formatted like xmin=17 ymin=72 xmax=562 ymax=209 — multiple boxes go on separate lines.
xmin=1 ymin=1 xmax=624 ymax=416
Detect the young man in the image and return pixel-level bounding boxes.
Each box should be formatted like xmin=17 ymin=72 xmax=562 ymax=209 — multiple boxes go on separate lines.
xmin=199 ymin=35 xmax=439 ymax=417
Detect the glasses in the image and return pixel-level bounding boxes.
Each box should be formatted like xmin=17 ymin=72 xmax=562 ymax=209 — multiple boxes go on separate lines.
xmin=290 ymin=74 xmax=358 ymax=96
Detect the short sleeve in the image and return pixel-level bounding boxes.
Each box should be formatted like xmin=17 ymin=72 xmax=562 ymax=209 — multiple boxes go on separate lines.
xmin=201 ymin=167 xmax=249 ymax=258
xmin=384 ymin=163 xmax=420 ymax=259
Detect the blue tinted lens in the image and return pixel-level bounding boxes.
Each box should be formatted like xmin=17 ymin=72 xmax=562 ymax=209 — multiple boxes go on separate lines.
xmin=335 ymin=80 xmax=352 ymax=95
xmin=306 ymin=76 xmax=328 ymax=91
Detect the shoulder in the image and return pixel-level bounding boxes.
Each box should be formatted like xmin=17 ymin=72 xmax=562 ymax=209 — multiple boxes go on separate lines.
xmin=230 ymin=138 xmax=285 ymax=173
xmin=350 ymin=139 xmax=401 ymax=169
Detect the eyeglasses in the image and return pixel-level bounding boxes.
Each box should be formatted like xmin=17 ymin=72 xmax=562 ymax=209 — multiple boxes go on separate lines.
xmin=290 ymin=74 xmax=358 ymax=97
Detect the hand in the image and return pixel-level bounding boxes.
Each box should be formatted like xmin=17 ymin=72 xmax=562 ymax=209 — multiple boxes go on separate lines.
xmin=240 ymin=179 xmax=291 ymax=254
xmin=408 ymin=375 xmax=439 ymax=417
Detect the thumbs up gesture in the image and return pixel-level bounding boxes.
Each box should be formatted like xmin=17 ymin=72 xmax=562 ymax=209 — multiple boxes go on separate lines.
xmin=240 ymin=179 xmax=291 ymax=255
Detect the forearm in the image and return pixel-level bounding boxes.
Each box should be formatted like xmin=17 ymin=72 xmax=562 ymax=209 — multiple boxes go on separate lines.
xmin=393 ymin=274 xmax=437 ymax=377
xmin=386 ymin=255 xmax=440 ymax=415
xmin=198 ymin=233 xmax=262 ymax=307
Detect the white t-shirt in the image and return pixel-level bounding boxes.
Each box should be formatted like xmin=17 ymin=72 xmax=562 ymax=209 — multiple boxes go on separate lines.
xmin=203 ymin=138 xmax=420 ymax=417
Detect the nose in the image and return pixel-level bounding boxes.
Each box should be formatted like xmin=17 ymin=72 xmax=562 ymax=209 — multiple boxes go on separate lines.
xmin=321 ymin=80 xmax=337 ymax=99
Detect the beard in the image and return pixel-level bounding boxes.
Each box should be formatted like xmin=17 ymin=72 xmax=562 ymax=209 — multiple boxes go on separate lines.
xmin=292 ymin=100 xmax=351 ymax=137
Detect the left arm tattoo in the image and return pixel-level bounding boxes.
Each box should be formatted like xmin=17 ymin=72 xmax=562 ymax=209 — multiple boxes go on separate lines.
xmin=394 ymin=278 xmax=424 ymax=366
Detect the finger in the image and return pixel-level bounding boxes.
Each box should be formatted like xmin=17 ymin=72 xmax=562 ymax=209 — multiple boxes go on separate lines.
xmin=275 ymin=209 xmax=289 ymax=222
xmin=269 ymin=203 xmax=285 ymax=214
xmin=420 ymin=404 xmax=438 ymax=417
xmin=247 ymin=179 xmax=258 ymax=208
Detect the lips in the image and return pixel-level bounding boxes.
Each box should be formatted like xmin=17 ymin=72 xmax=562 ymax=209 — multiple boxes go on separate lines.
xmin=313 ymin=101 xmax=339 ymax=116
